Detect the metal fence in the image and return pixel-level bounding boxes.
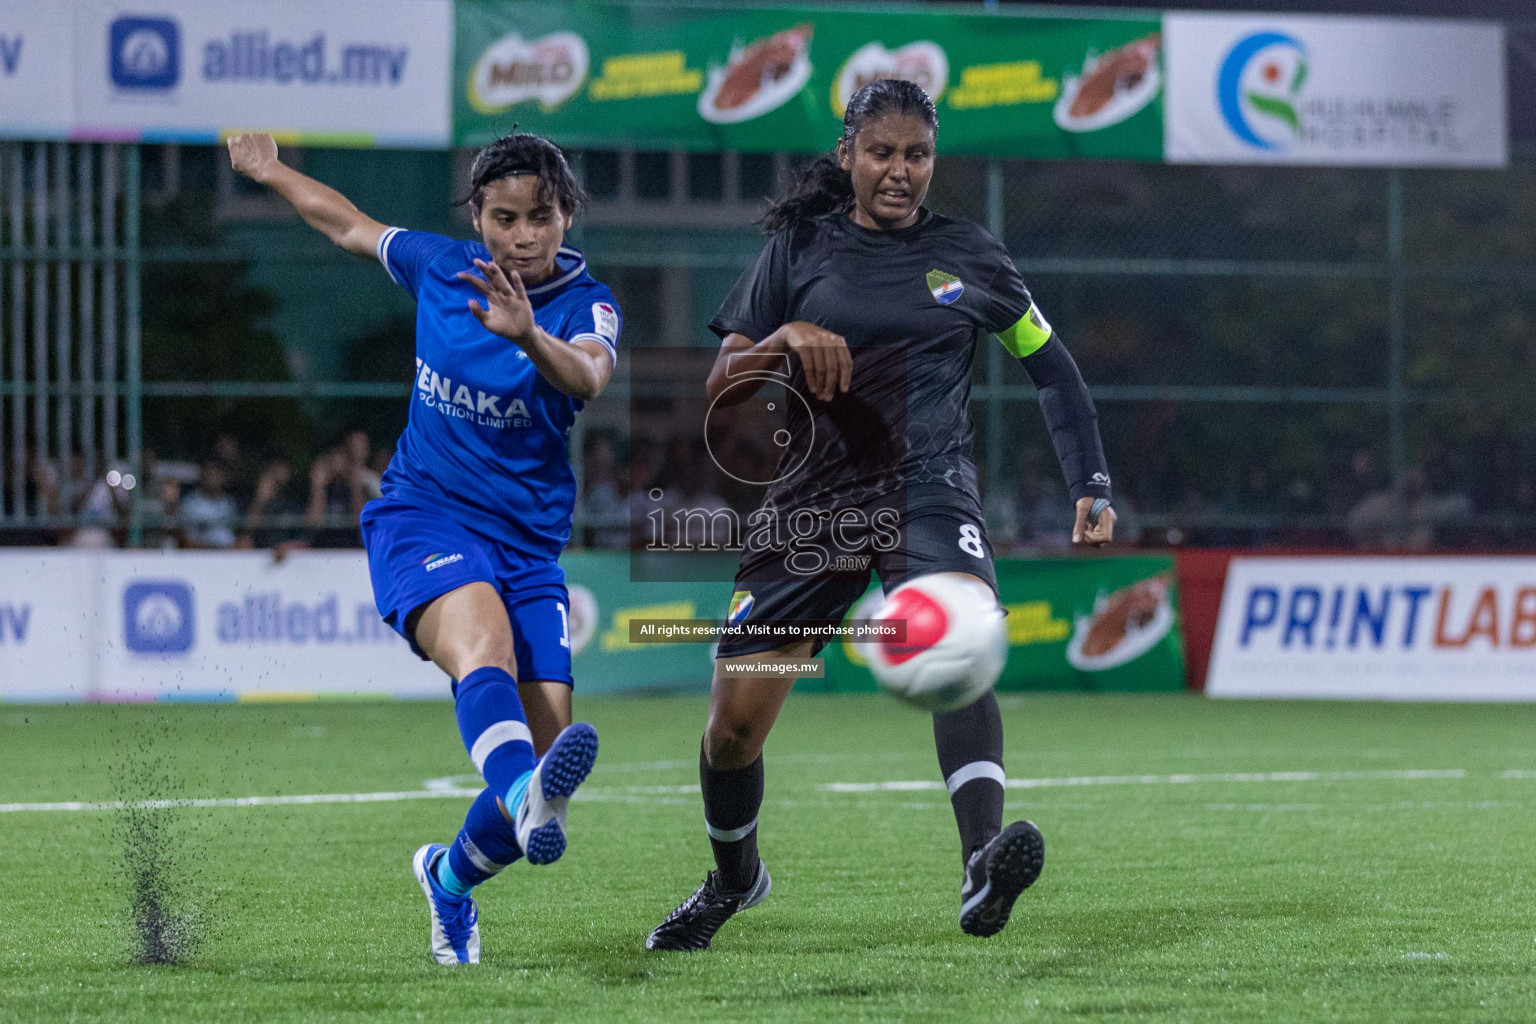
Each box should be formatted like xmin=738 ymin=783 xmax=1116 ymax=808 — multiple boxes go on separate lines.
xmin=589 ymin=152 xmax=1536 ymax=551
xmin=0 ymin=142 xmax=142 ymax=540
xmin=2 ymin=74 xmax=1533 ymax=550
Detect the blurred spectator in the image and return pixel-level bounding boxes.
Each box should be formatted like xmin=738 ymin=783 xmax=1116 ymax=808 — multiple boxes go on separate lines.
xmin=1106 ymin=488 xmax=1142 ymax=547
xmin=342 ymin=430 xmax=382 ymax=501
xmin=977 ymin=460 xmax=1024 ymax=552
xmin=60 ymin=453 xmax=95 ymax=520
xmin=305 ymin=432 xmax=378 ymax=547
xmin=368 ymin=444 xmax=394 ymax=481
xmin=71 ymin=461 xmax=137 ymax=549
xmin=671 ymin=442 xmax=733 ymax=550
xmin=27 ymin=452 xmax=61 ymax=520
xmin=143 ymin=474 xmax=182 ymax=550
xmin=580 ymin=434 xmax=629 ymax=549
xmin=627 ymin=441 xmax=666 ymax=549
xmin=180 ymin=460 xmax=239 ymax=548
xmin=213 ymin=432 xmax=257 ymax=508
xmin=1348 ymin=465 xmax=1473 ymax=550
xmin=1021 ymin=469 xmax=1073 ymax=549
xmin=1214 ymin=463 xmax=1279 ymax=546
xmin=244 ymin=458 xmax=310 ymax=557
xmin=1324 ymin=448 xmax=1381 ymax=518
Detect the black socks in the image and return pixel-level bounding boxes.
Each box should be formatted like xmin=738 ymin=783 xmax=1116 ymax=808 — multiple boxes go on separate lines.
xmin=700 ymin=744 xmax=765 ymax=894
xmin=933 ymin=690 xmax=1006 ymax=864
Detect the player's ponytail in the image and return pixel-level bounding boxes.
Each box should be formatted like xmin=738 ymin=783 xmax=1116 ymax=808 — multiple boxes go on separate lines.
xmin=758 ymin=156 xmax=854 ymax=234
xmin=759 ymin=78 xmax=938 ymax=234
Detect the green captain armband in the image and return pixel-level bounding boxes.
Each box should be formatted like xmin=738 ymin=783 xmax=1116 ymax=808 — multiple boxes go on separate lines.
xmin=995 ymin=303 xmax=1053 ymax=358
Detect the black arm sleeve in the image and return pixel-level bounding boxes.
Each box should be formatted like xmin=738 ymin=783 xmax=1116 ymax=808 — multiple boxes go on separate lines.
xmin=1019 ymin=335 xmax=1112 ymax=504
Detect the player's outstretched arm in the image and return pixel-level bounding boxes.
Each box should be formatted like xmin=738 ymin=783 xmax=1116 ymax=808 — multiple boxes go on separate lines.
xmin=1018 ymin=335 xmax=1115 ymax=547
xmin=227 ymin=133 xmax=385 ymax=260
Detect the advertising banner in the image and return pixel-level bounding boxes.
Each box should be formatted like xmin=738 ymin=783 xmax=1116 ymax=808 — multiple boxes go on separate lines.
xmin=0 ymin=3 xmax=74 ymax=139
xmin=0 ymin=552 xmax=99 ymax=700
xmin=72 ymin=0 xmax=451 ymax=147
xmin=557 ymin=551 xmax=729 ymax=694
xmin=820 ymin=554 xmax=1185 ymax=693
xmin=0 ymin=550 xmax=727 ymax=702
xmin=95 ymin=551 xmax=443 ymax=700
xmin=1164 ymin=13 xmax=1506 ymax=168
xmin=1208 ymin=557 xmax=1536 ymax=700
xmin=453 ymin=1 xmax=1165 ymax=158
xmin=0 ymin=550 xmax=1183 ymax=701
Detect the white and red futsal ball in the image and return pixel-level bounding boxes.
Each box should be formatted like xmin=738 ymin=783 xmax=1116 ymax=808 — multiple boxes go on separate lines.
xmin=866 ymin=575 xmax=1007 ymax=713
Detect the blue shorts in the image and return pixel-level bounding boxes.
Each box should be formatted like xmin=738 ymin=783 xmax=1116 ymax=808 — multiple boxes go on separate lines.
xmin=359 ymin=495 xmax=574 ymax=685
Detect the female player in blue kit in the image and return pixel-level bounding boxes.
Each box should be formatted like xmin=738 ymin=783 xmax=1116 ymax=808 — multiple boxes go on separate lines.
xmin=229 ymin=131 xmax=620 ymax=965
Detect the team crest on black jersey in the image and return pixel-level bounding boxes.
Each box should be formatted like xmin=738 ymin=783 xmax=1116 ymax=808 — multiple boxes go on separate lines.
xmin=926 ymin=269 xmax=964 ymax=305
xmin=727 ymin=590 xmax=754 ymax=626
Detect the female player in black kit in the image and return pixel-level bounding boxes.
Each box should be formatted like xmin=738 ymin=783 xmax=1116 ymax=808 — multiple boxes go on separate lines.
xmin=646 ymin=79 xmax=1116 ymax=951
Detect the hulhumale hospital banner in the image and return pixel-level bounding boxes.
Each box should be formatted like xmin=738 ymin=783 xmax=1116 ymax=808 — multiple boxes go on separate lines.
xmin=453 ymin=1 xmax=1166 ymax=159
xmin=1164 ymin=12 xmax=1506 ymax=167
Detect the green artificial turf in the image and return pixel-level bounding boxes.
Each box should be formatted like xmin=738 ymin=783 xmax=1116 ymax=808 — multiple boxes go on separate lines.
xmin=1 ymin=693 xmax=1534 ymax=1023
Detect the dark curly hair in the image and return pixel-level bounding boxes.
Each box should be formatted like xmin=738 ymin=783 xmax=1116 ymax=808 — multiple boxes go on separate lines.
xmin=759 ymin=78 xmax=938 ymax=234
xmin=455 ymin=130 xmax=588 ymax=217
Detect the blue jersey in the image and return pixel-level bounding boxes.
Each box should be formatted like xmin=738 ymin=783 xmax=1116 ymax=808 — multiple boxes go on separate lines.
xmin=375 ymin=228 xmax=621 ymax=560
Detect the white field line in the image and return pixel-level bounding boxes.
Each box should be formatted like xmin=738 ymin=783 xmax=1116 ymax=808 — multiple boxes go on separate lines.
xmin=1206 ymin=799 xmax=1514 ymax=813
xmin=0 ymin=767 xmax=1497 ymax=815
xmin=823 ymin=769 xmax=1467 ymax=793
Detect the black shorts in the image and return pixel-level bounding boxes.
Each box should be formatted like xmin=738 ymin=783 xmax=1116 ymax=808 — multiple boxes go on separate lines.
xmin=716 ymin=487 xmax=997 ymax=659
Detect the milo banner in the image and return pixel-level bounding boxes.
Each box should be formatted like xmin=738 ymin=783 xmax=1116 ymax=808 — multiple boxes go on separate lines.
xmin=815 ymin=554 xmax=1186 ymax=693
xmin=453 ymin=1 xmax=1164 ymax=158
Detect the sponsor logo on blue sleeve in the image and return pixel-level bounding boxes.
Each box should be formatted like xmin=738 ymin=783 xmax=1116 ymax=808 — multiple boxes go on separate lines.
xmin=124 ymin=580 xmax=195 ymax=654
xmin=110 ymin=16 xmax=181 ymax=91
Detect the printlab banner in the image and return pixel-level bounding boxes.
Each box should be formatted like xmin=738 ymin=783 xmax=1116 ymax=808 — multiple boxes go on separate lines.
xmin=1164 ymin=12 xmax=1506 ymax=167
xmin=1208 ymin=557 xmax=1536 ymax=701
xmin=72 ymin=0 xmax=452 ymax=146
xmin=453 ymin=1 xmax=1165 ymax=158
xmin=819 ymin=554 xmax=1186 ymax=693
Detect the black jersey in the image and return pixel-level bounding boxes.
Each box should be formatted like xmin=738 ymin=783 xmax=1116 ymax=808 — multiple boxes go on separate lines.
xmin=710 ymin=208 xmax=1049 ymax=512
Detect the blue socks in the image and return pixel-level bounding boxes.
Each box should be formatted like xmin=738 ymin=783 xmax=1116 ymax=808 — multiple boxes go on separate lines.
xmin=454 ymin=666 xmax=536 ymax=796
xmin=439 ymin=789 xmax=522 ymax=895
xmin=432 ymin=666 xmax=538 ymax=897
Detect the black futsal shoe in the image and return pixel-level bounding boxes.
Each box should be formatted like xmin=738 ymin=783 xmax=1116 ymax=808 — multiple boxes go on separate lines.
xmin=960 ymin=820 xmax=1045 ymax=938
xmin=645 ymin=863 xmax=772 ymax=951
